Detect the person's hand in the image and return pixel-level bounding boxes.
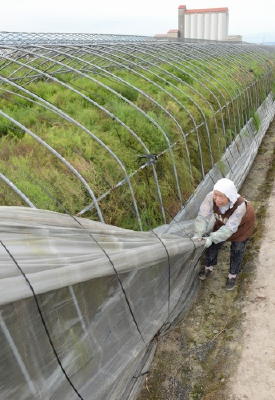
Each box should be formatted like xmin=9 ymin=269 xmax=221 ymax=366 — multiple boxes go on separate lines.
xmin=191 ymin=235 xmax=203 ymax=241
xmin=203 ymin=236 xmax=212 ymax=248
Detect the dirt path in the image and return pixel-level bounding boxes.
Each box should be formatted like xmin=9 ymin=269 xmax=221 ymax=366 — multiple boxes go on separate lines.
xmin=137 ymin=120 xmax=275 ymax=400
xmin=228 ymin=182 xmax=275 ymax=399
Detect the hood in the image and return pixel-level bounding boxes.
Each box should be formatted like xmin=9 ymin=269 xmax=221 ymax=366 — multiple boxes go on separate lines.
xmin=213 ymin=178 xmax=239 ymax=206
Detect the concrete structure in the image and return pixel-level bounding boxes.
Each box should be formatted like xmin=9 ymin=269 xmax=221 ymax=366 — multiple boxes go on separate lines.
xmin=178 ymin=5 xmax=229 ymax=41
xmin=155 ymin=4 xmax=234 ymax=41
xmin=227 ymin=35 xmax=243 ymax=42
xmin=154 ymin=29 xmax=179 ymax=40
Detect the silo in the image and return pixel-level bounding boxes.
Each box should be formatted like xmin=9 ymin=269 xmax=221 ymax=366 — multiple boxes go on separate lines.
xmin=185 ymin=13 xmax=191 ymax=38
xmin=197 ymin=13 xmax=204 ymax=39
xmin=205 ymin=12 xmax=211 ymax=40
xmin=178 ymin=5 xmax=229 ymax=41
xmin=191 ymin=13 xmax=197 ymax=38
xmin=217 ymin=12 xmax=223 ymax=40
xmin=178 ymin=5 xmax=186 ymax=39
xmin=210 ymin=12 xmax=218 ymax=40
xmin=224 ymin=11 xmax=229 ymax=40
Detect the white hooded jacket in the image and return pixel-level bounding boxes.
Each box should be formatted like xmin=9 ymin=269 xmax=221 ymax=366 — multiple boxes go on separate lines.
xmin=194 ymin=178 xmax=246 ymax=243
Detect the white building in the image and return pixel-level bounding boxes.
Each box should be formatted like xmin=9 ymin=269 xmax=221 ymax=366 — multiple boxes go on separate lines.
xmin=178 ymin=5 xmax=229 ymax=41
xmin=154 ymin=5 xmax=242 ymax=42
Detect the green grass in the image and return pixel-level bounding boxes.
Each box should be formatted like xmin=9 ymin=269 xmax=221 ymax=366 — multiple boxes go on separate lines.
xmin=0 ymin=49 xmax=275 ymax=230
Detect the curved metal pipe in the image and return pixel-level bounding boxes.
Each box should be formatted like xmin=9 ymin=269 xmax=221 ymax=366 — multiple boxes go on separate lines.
xmin=0 ymin=172 xmax=37 ymax=208
xmin=0 ymin=110 xmax=105 ymax=222
xmin=0 ymin=76 xmax=143 ymax=229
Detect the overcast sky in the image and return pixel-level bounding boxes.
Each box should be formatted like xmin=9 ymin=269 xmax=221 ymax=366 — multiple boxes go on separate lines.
xmin=1 ymin=0 xmax=275 ymax=43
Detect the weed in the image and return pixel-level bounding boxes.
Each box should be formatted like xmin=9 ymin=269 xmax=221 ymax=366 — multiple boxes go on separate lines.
xmin=0 ymin=50 xmax=274 ymax=229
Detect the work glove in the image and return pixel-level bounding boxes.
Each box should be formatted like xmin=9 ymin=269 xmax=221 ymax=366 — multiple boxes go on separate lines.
xmin=193 ymin=215 xmax=208 ymax=238
xmin=203 ymin=236 xmax=213 ymax=248
xmin=191 ymin=235 xmax=203 ymax=241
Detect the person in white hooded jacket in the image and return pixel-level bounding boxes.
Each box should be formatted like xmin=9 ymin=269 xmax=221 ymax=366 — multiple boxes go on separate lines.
xmin=192 ymin=178 xmax=255 ymax=290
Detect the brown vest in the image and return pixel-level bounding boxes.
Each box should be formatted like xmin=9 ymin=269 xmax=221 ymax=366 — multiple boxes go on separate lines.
xmin=213 ymin=196 xmax=255 ymax=242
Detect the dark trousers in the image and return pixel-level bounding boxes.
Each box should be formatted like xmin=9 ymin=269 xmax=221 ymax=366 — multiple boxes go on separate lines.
xmin=205 ymin=240 xmax=247 ymax=275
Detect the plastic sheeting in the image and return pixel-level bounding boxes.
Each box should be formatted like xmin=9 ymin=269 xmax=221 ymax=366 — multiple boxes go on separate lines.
xmin=0 ymin=94 xmax=274 ymax=400
xmin=0 ymin=207 xmax=202 ymax=400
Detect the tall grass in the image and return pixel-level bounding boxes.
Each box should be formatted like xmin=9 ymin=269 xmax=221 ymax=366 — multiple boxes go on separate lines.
xmin=0 ymin=49 xmax=274 ymax=230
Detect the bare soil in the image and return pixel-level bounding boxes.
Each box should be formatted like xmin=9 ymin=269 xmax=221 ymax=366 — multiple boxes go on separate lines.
xmin=228 ymin=171 xmax=275 ymax=399
xmin=137 ymin=119 xmax=275 ymax=400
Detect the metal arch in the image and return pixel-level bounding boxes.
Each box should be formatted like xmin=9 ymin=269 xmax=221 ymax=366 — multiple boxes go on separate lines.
xmin=1 ymin=49 xmax=167 ymax=192
xmin=143 ymin=41 xmax=273 ymax=161
xmin=187 ymin=43 xmax=260 ymax=134
xmin=76 ymin=152 xmax=171 ymax=216
xmin=115 ymin=42 xmax=215 ymax=170
xmin=214 ymin=43 xmax=274 ymax=138
xmin=7 ymin=46 xmax=98 ymax=84
xmin=202 ymin=43 xmax=272 ymax=146
xmin=181 ymin=48 xmax=241 ymax=150
xmin=21 ymin=51 xmax=79 ymax=83
xmin=187 ymin=44 xmax=248 ymax=117
xmin=2 ymin=41 xmax=219 ymax=161
xmin=0 ymin=78 xmax=143 ymax=230
xmin=204 ymin=43 xmax=262 ymax=123
xmin=181 ymin=43 xmax=245 ymax=114
xmin=31 ymin=45 xmax=183 ymax=205
xmin=0 ymin=110 xmax=105 ymax=223
xmin=29 ymin=47 xmax=98 ymax=82
xmin=215 ymin=44 xmax=264 ymax=114
xmin=0 ymin=31 xmax=155 ymax=46
xmin=93 ymin=43 xmax=207 ymax=178
xmin=0 ymin=47 xmax=167 ymax=224
xmin=21 ymin=46 xmax=108 ymax=84
xmin=0 ymin=84 xmax=162 ymax=219
xmin=237 ymin=45 xmax=273 ymax=115
xmin=6 ymin=47 xmax=57 ymax=82
xmin=133 ymin=42 xmax=226 ymax=166
xmin=220 ymin=43 xmax=273 ymax=107
xmin=135 ymin=41 xmax=226 ymax=154
xmin=146 ymin=42 xmax=230 ymax=119
xmin=192 ymin=43 xmax=266 ymax=148
xmin=160 ymin=45 xmax=244 ymax=170
xmin=1 ymin=41 xmax=274 ymax=228
xmin=157 ymin=42 xmax=238 ymax=163
xmin=200 ymin=43 xmax=257 ymax=119
xmin=105 ymin=43 xmax=208 ymax=178
xmin=171 ymin=43 xmax=246 ymax=151
xmin=165 ymin=42 xmax=241 ymax=143
xmin=0 ymin=172 xmax=37 ymax=208
xmin=198 ymin=43 xmax=269 ymax=115
xmin=34 ymin=47 xmax=187 ymax=205
xmin=225 ymin=44 xmax=263 ymax=108
xmin=173 ymin=42 xmax=243 ymax=158
xmin=66 ymin=44 xmax=194 ymax=184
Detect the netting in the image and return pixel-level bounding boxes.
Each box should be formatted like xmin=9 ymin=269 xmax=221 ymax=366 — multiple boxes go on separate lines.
xmin=0 ymin=39 xmax=275 ymax=399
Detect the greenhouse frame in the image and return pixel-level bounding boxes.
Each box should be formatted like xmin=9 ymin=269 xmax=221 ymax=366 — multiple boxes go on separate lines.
xmin=0 ymin=33 xmax=275 ymax=399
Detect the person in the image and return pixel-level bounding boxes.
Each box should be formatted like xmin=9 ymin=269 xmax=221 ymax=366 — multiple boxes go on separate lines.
xmin=192 ymin=178 xmax=255 ymax=290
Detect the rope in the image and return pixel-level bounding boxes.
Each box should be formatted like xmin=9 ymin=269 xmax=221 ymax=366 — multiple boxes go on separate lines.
xmin=20 ymin=172 xmax=145 ymax=343
xmin=0 ymin=240 xmax=85 ymax=400
xmin=69 ymin=214 xmax=145 ymax=343
xmin=150 ymin=230 xmax=171 ymax=317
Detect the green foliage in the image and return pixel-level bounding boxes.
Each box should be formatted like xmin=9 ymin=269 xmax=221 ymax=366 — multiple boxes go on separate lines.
xmin=1 ymin=49 xmax=275 ymax=230
xmin=252 ymin=112 xmax=261 ymax=131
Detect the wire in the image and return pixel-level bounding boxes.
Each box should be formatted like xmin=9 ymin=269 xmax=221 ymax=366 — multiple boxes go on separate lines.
xmin=150 ymin=230 xmax=171 ymax=317
xmin=0 ymin=240 xmax=85 ymax=400
xmin=19 ymin=171 xmax=146 ymax=342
